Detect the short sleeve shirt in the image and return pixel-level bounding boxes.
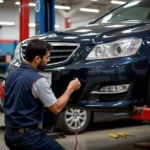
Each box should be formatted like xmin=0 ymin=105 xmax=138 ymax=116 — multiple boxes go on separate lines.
xmin=32 ymin=78 xmax=57 ymax=107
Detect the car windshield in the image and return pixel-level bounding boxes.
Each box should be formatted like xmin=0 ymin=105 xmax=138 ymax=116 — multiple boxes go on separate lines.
xmin=94 ymin=0 xmax=150 ymax=23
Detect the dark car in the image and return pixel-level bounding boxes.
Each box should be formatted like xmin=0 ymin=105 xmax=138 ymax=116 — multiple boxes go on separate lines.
xmin=9 ymin=0 xmax=150 ymax=134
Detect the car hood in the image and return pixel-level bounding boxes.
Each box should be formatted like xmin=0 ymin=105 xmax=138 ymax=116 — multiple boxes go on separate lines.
xmin=31 ymin=21 xmax=150 ymax=46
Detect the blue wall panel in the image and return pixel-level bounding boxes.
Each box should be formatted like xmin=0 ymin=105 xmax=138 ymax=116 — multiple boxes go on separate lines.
xmin=0 ymin=43 xmax=14 ymax=55
xmin=0 ymin=41 xmax=17 ymax=56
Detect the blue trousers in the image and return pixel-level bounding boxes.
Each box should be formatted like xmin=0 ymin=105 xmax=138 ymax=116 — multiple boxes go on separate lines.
xmin=4 ymin=127 xmax=65 ymax=150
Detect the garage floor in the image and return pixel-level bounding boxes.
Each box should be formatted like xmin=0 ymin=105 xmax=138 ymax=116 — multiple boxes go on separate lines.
xmin=0 ymin=113 xmax=149 ymax=150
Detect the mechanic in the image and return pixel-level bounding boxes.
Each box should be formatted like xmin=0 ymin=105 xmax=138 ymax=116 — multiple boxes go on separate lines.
xmin=3 ymin=39 xmax=81 ymax=150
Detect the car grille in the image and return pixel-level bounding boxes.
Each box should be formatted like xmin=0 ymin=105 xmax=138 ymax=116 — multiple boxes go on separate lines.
xmin=21 ymin=42 xmax=79 ymax=65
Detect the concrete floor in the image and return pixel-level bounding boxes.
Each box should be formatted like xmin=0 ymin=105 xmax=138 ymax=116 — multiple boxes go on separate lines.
xmin=0 ymin=113 xmax=150 ymax=150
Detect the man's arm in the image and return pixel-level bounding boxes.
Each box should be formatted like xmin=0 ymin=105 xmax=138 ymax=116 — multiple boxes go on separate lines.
xmin=47 ymin=86 xmax=73 ymax=114
xmin=32 ymin=78 xmax=81 ymax=115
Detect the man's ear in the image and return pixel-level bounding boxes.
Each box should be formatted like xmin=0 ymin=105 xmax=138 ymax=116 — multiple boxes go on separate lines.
xmin=34 ymin=56 xmax=41 ymax=63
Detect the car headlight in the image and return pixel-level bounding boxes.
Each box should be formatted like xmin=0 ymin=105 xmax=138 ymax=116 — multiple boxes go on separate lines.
xmin=14 ymin=43 xmax=21 ymax=60
xmin=86 ymin=38 xmax=142 ymax=60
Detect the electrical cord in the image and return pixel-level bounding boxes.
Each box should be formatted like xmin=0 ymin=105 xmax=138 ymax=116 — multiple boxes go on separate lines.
xmin=75 ymin=125 xmax=78 ymax=150
xmin=73 ymin=110 xmax=79 ymax=150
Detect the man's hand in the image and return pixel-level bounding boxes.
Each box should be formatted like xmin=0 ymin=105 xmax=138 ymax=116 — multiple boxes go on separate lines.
xmin=67 ymin=78 xmax=81 ymax=93
xmin=48 ymin=78 xmax=81 ymax=115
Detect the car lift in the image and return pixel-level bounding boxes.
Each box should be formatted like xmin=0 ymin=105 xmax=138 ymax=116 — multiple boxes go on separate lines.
xmin=129 ymin=105 xmax=150 ymax=121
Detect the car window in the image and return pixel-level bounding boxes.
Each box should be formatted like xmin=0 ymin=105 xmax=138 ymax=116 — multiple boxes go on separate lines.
xmin=94 ymin=0 xmax=150 ymax=23
xmin=110 ymin=7 xmax=150 ymax=21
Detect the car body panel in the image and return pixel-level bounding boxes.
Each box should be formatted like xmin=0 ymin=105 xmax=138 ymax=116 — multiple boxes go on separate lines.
xmin=31 ymin=22 xmax=150 ymax=46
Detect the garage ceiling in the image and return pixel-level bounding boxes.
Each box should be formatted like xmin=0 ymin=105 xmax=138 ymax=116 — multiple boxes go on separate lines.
xmin=56 ymin=0 xmax=130 ymax=6
xmin=3 ymin=0 xmax=131 ymax=13
xmin=56 ymin=0 xmax=131 ymax=11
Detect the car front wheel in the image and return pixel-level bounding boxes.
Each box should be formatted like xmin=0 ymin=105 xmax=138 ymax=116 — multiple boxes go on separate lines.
xmin=57 ymin=109 xmax=91 ymax=134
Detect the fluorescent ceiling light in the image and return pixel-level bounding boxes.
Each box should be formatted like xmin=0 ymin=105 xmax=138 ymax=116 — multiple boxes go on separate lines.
xmin=0 ymin=0 xmax=4 ymax=3
xmin=29 ymin=23 xmax=36 ymax=27
xmin=29 ymin=3 xmax=36 ymax=7
xmin=111 ymin=0 xmax=126 ymax=5
xmin=80 ymin=8 xmax=99 ymax=13
xmin=15 ymin=2 xmax=70 ymax=10
xmin=15 ymin=2 xmax=20 ymax=5
xmin=55 ymin=5 xmax=71 ymax=10
xmin=15 ymin=2 xmax=36 ymax=7
xmin=55 ymin=25 xmax=59 ymax=28
xmin=91 ymin=0 xmax=98 ymax=1
xmin=0 ymin=22 xmax=15 ymax=26
xmin=29 ymin=23 xmax=59 ymax=28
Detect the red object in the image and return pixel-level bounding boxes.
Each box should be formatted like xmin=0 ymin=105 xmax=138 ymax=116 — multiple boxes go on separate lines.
xmin=0 ymin=40 xmax=14 ymax=43
xmin=75 ymin=128 xmax=78 ymax=150
xmin=65 ymin=17 xmax=71 ymax=28
xmin=19 ymin=0 xmax=29 ymax=42
xmin=0 ymin=81 xmax=5 ymax=100
xmin=129 ymin=105 xmax=150 ymax=121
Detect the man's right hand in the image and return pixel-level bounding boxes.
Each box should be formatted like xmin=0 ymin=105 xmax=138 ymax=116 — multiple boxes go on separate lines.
xmin=48 ymin=78 xmax=81 ymax=115
xmin=67 ymin=78 xmax=81 ymax=93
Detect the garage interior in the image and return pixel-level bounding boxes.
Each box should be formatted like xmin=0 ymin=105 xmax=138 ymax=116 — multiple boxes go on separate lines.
xmin=1 ymin=0 xmax=150 ymax=150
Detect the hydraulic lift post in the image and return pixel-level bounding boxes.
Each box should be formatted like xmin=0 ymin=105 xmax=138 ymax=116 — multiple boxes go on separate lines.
xmin=35 ymin=0 xmax=55 ymax=34
xmin=35 ymin=0 xmax=65 ymax=139
xmin=19 ymin=0 xmax=29 ymax=42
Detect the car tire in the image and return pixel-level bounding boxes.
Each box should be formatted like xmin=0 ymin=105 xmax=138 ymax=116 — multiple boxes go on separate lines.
xmin=57 ymin=109 xmax=91 ymax=134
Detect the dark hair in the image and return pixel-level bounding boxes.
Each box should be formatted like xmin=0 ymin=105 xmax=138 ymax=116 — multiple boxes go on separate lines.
xmin=25 ymin=39 xmax=52 ymax=61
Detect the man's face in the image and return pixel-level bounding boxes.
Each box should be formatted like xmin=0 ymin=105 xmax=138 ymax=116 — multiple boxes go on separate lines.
xmin=38 ymin=50 xmax=50 ymax=70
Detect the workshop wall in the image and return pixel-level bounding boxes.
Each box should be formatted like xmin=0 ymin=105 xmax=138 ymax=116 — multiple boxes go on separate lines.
xmin=0 ymin=3 xmax=35 ymax=40
xmin=0 ymin=2 xmax=105 ymax=40
xmin=0 ymin=40 xmax=17 ymax=74
xmin=0 ymin=40 xmax=16 ymax=55
xmin=71 ymin=12 xmax=100 ymax=28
